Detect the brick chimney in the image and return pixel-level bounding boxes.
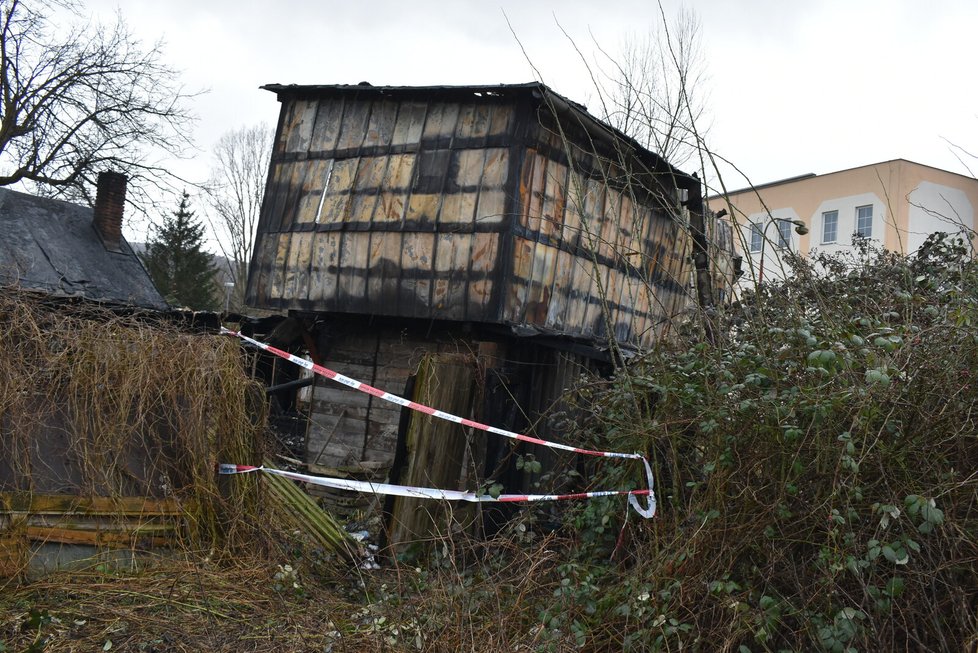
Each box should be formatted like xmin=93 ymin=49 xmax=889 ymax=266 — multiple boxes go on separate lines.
xmin=93 ymin=171 xmax=127 ymax=252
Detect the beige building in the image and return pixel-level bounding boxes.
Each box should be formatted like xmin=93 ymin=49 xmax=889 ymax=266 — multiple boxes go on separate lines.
xmin=709 ymin=159 xmax=978 ymax=283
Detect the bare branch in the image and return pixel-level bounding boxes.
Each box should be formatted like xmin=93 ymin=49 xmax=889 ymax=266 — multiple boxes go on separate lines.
xmin=205 ymin=122 xmax=273 ymax=311
xmin=0 ymin=1 xmax=198 ymax=214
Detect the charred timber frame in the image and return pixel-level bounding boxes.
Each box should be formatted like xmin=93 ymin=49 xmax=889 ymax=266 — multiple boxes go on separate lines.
xmin=246 ymin=83 xmax=709 ymax=351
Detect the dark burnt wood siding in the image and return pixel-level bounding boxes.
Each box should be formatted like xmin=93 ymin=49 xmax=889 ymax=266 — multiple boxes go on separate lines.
xmin=248 ymin=93 xmax=515 ymax=322
xmin=247 ymin=85 xmax=695 ymax=349
xmin=505 ymin=105 xmax=693 ymax=345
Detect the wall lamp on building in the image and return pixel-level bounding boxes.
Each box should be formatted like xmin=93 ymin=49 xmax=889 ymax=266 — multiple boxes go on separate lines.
xmin=758 ymin=218 xmax=807 ymax=284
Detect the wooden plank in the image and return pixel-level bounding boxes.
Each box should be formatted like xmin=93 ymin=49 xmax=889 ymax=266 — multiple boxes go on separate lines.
xmin=313 ymin=364 xmax=377 ymax=388
xmin=562 ymin=170 xmax=585 ymax=249
xmin=336 ymin=100 xmax=371 ymax=151
xmin=349 ymin=156 xmax=386 ymax=220
xmin=545 ymin=247 xmax=574 ymax=331
xmin=283 ymin=232 xmax=314 ymax=301
xmin=482 ymin=148 xmax=509 ymax=188
xmin=617 ymin=193 xmax=635 ymax=254
xmin=475 ymin=190 xmax=505 ymax=227
xmin=466 ymin=233 xmax=502 ymax=320
xmin=264 ymin=162 xmax=290 ymax=231
xmin=455 ymin=103 xmax=491 ymax=141
xmin=374 ymin=153 xmax=414 ymax=224
xmin=309 ymin=231 xmax=341 ymax=305
xmin=504 ymin=236 xmax=533 ymax=323
xmin=366 ymin=231 xmax=391 ymax=306
xmin=421 ymin=103 xmax=460 ymax=145
xmin=329 ymin=156 xmax=360 ymax=195
xmin=283 ymin=99 xmax=317 ymax=154
xmin=525 ymin=151 xmax=546 ymax=233
xmin=363 ymin=100 xmax=398 ymax=149
xmin=309 ymin=98 xmax=344 ymax=152
xmin=437 ymin=190 xmax=468 ymax=226
xmin=431 ymin=233 xmax=466 ymax=312
xmin=307 ymin=411 xmax=364 ymax=468
xmin=541 ymin=159 xmax=567 ymax=240
xmin=386 ymin=353 xmax=481 ymax=551
xmin=455 ymin=149 xmax=486 ymax=187
xmin=405 ymin=192 xmax=441 ymax=225
xmin=1 ymin=493 xmax=183 ymax=515
xmin=391 ymin=102 xmax=427 ymax=147
xmin=0 ymin=529 xmax=27 ymax=577
xmin=268 ymin=234 xmax=291 ymax=300
xmin=565 ymin=255 xmax=594 ymax=335
xmin=580 ymin=263 xmax=612 ymax=339
xmin=294 ymin=158 xmax=330 ymax=224
xmin=580 ymin=176 xmax=605 ymax=253
xmin=337 ymin=232 xmax=368 ymax=302
xmin=599 ymin=190 xmax=620 ymax=261
xmin=24 ymin=526 xmax=174 ymax=549
xmin=280 ymin=158 xmax=314 ymax=230
xmin=399 ymin=232 xmax=435 ymax=317
xmin=488 ymin=104 xmax=513 ymax=137
xmin=526 ymin=243 xmax=558 ymax=325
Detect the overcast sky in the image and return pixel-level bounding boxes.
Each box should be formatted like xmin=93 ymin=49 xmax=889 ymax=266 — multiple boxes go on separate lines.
xmin=81 ymin=0 xmax=978 ymax=238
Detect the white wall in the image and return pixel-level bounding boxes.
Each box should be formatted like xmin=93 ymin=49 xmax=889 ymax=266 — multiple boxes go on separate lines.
xmin=906 ymin=181 xmax=974 ymax=253
xmin=807 ymin=192 xmax=886 ymax=256
xmin=741 ymin=207 xmax=803 ymax=283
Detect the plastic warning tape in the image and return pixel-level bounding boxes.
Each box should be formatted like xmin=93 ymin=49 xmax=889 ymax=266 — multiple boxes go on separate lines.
xmin=221 ymin=328 xmax=655 ymax=518
xmin=218 ymin=464 xmax=653 ymax=505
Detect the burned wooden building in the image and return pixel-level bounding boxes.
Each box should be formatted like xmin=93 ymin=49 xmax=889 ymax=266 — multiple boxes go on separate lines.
xmin=245 ymin=83 xmax=719 ymax=524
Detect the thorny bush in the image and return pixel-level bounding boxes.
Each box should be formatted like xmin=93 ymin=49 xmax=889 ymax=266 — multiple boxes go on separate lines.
xmin=565 ymin=234 xmax=978 ymax=651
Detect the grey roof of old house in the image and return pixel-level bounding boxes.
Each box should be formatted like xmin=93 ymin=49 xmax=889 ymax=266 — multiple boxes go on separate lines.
xmin=0 ymin=187 xmax=168 ymax=310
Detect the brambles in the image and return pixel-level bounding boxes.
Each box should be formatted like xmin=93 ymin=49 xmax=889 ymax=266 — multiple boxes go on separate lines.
xmin=569 ymin=233 xmax=978 ymax=650
xmin=3 ymin=234 xmax=975 ymax=651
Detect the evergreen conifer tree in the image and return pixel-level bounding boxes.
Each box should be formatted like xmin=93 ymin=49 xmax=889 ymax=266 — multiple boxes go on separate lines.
xmin=140 ymin=192 xmax=218 ymax=310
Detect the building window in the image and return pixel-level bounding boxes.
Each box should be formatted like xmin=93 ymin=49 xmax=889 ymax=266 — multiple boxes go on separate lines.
xmin=822 ymin=210 xmax=838 ymax=244
xmin=775 ymin=219 xmax=792 ymax=249
xmin=749 ymin=222 xmax=763 ymax=253
xmin=856 ymin=205 xmax=873 ymax=238
xmin=749 ymin=219 xmax=793 ymax=252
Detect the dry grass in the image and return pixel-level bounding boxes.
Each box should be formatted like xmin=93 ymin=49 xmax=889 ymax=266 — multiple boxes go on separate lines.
xmin=0 ymin=531 xmax=582 ymax=653
xmin=0 ymin=288 xmax=266 ymax=565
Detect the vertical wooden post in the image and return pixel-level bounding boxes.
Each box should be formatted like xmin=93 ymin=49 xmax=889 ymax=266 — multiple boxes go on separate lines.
xmin=385 ymin=353 xmax=481 ymax=551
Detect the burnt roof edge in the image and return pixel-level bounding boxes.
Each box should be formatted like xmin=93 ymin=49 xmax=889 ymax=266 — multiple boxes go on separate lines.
xmin=260 ymin=81 xmax=700 ymax=190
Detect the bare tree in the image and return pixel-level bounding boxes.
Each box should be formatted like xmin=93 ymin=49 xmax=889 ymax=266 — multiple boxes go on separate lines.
xmin=548 ymin=3 xmax=728 ymax=344
xmin=0 ymin=0 xmax=195 ymax=210
xmin=592 ymin=7 xmax=709 ymax=169
xmin=206 ymin=123 xmax=272 ymax=311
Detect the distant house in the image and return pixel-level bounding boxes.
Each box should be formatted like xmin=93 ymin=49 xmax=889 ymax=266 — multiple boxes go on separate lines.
xmin=244 ymin=82 xmax=732 ymax=532
xmin=709 ymin=159 xmax=978 ymax=283
xmin=0 ymin=172 xmax=167 ymax=310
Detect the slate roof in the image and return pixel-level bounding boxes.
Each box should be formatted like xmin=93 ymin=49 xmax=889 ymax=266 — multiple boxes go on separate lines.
xmin=0 ymin=187 xmax=168 ymax=310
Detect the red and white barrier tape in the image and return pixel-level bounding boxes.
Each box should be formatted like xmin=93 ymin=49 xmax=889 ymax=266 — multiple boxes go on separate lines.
xmin=220 ymin=328 xmax=655 ymax=518
xmin=218 ymin=464 xmax=653 ymax=505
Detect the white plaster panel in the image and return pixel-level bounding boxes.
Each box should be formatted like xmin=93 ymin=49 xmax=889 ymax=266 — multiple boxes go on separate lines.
xmin=906 ymin=181 xmax=974 ymax=253
xmin=740 ymin=206 xmax=803 ymax=283
xmin=807 ymin=192 xmax=885 ymax=257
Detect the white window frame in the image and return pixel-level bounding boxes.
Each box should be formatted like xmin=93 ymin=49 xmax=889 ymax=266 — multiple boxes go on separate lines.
xmin=822 ymin=210 xmax=838 ymax=244
xmin=855 ymin=205 xmax=873 ymax=238
xmin=775 ymin=219 xmax=791 ymax=249
xmin=749 ymin=222 xmax=763 ymax=253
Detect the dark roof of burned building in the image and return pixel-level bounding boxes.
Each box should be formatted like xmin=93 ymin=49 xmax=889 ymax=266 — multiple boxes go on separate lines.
xmin=260 ymin=81 xmax=702 ymax=207
xmin=0 ymin=187 xmax=168 ymax=310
